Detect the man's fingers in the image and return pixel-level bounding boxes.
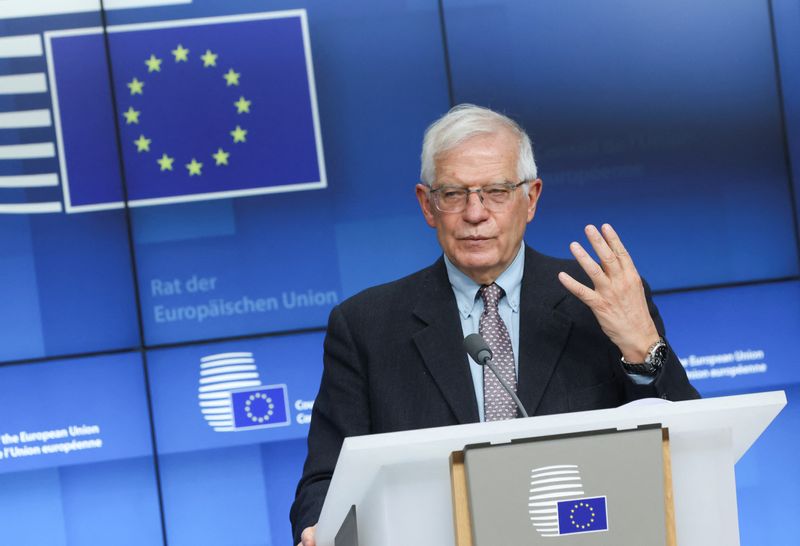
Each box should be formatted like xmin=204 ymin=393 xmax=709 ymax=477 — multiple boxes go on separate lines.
xmin=584 ymin=224 xmax=621 ymax=273
xmin=558 ymin=271 xmax=598 ymax=306
xmin=300 ymin=525 xmax=317 ymax=546
xmin=600 ymin=223 xmax=635 ymax=270
xmin=569 ymin=241 xmax=608 ymax=288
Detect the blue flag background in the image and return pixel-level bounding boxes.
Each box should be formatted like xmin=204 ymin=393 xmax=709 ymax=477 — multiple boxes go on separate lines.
xmin=48 ymin=12 xmax=323 ymax=210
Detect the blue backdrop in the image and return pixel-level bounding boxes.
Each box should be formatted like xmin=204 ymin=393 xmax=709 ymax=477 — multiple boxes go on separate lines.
xmin=1 ymin=0 xmax=798 ymax=544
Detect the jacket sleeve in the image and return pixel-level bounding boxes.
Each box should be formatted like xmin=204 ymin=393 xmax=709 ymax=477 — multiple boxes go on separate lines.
xmin=289 ymin=304 xmax=372 ymax=544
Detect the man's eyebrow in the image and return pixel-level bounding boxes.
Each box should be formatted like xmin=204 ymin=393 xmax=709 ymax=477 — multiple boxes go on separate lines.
xmin=435 ymin=179 xmax=512 ymax=187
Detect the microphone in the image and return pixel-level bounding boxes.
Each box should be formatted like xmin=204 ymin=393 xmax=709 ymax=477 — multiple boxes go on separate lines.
xmin=464 ymin=333 xmax=529 ymax=418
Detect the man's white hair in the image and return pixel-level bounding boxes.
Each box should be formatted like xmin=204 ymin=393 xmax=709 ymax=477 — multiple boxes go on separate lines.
xmin=419 ymin=104 xmax=537 ymax=186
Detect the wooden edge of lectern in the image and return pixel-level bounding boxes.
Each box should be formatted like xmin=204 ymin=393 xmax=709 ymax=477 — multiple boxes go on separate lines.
xmin=450 ymin=450 xmax=473 ymax=546
xmin=449 ymin=427 xmax=677 ymax=546
xmin=663 ymin=428 xmax=676 ymax=546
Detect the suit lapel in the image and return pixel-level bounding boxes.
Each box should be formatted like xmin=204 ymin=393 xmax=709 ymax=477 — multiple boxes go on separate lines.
xmin=411 ymin=259 xmax=480 ymax=424
xmin=516 ymin=247 xmax=573 ymax=415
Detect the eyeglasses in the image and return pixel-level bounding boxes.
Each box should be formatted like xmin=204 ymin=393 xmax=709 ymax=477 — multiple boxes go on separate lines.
xmin=428 ymin=181 xmax=527 ymax=213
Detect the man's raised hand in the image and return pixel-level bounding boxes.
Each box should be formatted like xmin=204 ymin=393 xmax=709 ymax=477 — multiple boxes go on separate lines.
xmin=557 ymin=224 xmax=660 ymax=362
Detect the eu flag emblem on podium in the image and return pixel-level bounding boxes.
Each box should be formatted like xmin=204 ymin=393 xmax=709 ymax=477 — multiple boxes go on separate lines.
xmin=44 ymin=10 xmax=325 ymax=213
xmin=556 ymin=496 xmax=608 ymax=535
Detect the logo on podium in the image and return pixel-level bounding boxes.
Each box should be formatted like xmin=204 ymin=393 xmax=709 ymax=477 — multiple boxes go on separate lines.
xmin=529 ymin=464 xmax=609 ymax=538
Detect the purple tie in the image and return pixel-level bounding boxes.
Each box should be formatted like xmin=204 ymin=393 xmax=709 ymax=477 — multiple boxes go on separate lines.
xmin=479 ymin=283 xmax=518 ymax=421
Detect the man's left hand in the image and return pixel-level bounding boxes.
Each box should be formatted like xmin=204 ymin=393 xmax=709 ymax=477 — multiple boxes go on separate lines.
xmin=558 ymin=223 xmax=660 ymax=362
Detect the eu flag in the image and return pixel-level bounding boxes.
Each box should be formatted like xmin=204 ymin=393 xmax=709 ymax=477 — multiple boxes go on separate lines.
xmin=230 ymin=384 xmax=290 ymax=430
xmin=45 ymin=11 xmax=324 ymax=212
xmin=556 ymin=496 xmax=608 ymax=535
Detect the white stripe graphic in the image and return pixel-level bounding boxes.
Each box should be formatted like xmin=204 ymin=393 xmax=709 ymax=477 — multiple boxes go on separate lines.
xmin=205 ymin=420 xmax=234 ymax=427
xmin=0 ymin=0 xmax=191 ymax=21
xmin=0 ymin=109 xmax=51 ymax=129
xmin=531 ymin=465 xmax=578 ymax=473
xmin=199 ymin=372 xmax=260 ymax=385
xmin=200 ymin=364 xmax=257 ymax=376
xmin=0 ymin=174 xmax=58 ymax=188
xmin=530 ymin=476 xmax=581 ymax=486
xmin=529 ymin=490 xmax=585 ymax=501
xmin=0 ymin=73 xmax=47 ymax=94
xmin=0 ymin=35 xmax=42 ymax=58
xmin=198 ymin=399 xmax=231 ymax=408
xmin=0 ymin=202 xmax=62 ymax=214
xmin=200 ymin=407 xmax=232 ymax=415
xmin=201 ymin=352 xmax=253 ymax=363
xmin=198 ymin=391 xmax=233 ymax=400
xmin=200 ymin=358 xmax=255 ymax=369
xmin=530 ymin=470 xmax=580 ymax=480
xmin=531 ymin=483 xmax=587 ymax=494
xmin=198 ymin=380 xmax=261 ymax=393
xmin=0 ymin=142 xmax=55 ymax=159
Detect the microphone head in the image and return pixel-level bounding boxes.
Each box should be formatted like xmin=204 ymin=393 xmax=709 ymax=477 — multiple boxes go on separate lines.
xmin=464 ymin=333 xmax=492 ymax=365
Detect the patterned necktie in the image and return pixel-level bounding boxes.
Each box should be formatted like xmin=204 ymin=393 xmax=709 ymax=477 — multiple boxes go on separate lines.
xmin=479 ymin=283 xmax=518 ymax=421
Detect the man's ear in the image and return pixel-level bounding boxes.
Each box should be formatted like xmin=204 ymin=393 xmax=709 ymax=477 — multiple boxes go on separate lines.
xmin=526 ymin=178 xmax=543 ymax=223
xmin=416 ymin=184 xmax=437 ymax=228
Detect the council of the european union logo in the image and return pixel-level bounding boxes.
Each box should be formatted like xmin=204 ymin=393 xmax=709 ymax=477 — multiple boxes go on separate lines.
xmin=528 ymin=464 xmax=609 ymax=538
xmin=0 ymin=10 xmax=325 ymax=215
xmin=197 ymin=351 xmax=290 ymax=432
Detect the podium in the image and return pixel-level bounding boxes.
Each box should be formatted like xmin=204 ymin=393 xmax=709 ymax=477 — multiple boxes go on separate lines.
xmin=314 ymin=391 xmax=786 ymax=546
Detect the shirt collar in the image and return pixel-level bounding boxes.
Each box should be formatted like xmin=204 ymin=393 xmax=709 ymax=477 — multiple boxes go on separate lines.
xmin=444 ymin=243 xmax=525 ymax=319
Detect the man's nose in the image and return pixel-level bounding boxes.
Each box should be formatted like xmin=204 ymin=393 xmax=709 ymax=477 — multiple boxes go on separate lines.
xmin=462 ymin=191 xmax=489 ymax=222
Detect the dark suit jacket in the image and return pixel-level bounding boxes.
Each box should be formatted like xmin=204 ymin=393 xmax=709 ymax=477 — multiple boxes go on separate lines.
xmin=290 ymin=247 xmax=699 ymax=542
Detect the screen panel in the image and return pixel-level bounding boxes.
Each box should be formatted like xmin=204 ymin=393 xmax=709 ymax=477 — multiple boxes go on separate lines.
xmin=0 ymin=352 xmax=161 ymax=545
xmin=772 ymin=0 xmax=800 ymax=242
xmin=654 ymin=280 xmax=800 ymax=395
xmin=731 ymin=382 xmax=800 ymax=546
xmin=146 ymin=332 xmax=323 ymax=544
xmin=443 ymin=0 xmax=798 ymax=290
xmin=0 ymin=7 xmax=140 ymax=363
xmin=98 ymin=0 xmax=450 ymax=346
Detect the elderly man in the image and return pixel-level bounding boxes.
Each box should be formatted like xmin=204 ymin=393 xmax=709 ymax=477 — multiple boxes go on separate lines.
xmin=291 ymin=104 xmax=698 ymax=545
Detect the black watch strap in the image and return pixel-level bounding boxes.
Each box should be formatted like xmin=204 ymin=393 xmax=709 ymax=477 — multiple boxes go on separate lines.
xmin=621 ymin=337 xmax=667 ymax=375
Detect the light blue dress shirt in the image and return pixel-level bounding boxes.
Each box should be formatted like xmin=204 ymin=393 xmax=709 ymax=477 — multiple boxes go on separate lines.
xmin=444 ymin=244 xmax=654 ymax=422
xmin=444 ymin=244 xmax=525 ymax=423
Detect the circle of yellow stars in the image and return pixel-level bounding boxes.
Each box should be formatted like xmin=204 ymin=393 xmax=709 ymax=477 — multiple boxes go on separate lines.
xmin=568 ymin=502 xmax=596 ymax=530
xmin=123 ymin=44 xmax=252 ymax=177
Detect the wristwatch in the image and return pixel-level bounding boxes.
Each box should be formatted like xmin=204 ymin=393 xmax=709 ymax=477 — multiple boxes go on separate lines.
xmin=621 ymin=337 xmax=667 ymax=375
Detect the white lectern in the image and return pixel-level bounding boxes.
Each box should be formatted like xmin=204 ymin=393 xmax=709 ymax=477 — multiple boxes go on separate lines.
xmin=315 ymin=391 xmax=786 ymax=546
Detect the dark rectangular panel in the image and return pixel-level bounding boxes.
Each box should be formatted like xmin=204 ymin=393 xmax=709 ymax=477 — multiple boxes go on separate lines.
xmin=443 ymin=0 xmax=797 ymax=290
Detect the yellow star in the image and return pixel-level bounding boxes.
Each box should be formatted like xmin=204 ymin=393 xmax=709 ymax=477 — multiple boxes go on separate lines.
xmin=144 ymin=54 xmax=162 ymax=72
xmin=230 ymin=125 xmax=247 ymax=143
xmin=172 ymin=44 xmax=189 ymax=62
xmin=223 ymin=68 xmax=240 ymax=86
xmin=122 ymin=106 xmax=140 ymax=124
xmin=200 ymin=49 xmax=218 ymax=68
xmin=186 ymin=158 xmax=203 ymax=176
xmin=234 ymin=96 xmax=251 ymax=114
xmin=212 ymin=148 xmax=230 ymax=166
xmin=134 ymin=135 xmax=151 ymax=152
xmin=127 ymin=77 xmax=144 ymax=95
xmin=157 ymin=153 xmax=174 ymax=171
